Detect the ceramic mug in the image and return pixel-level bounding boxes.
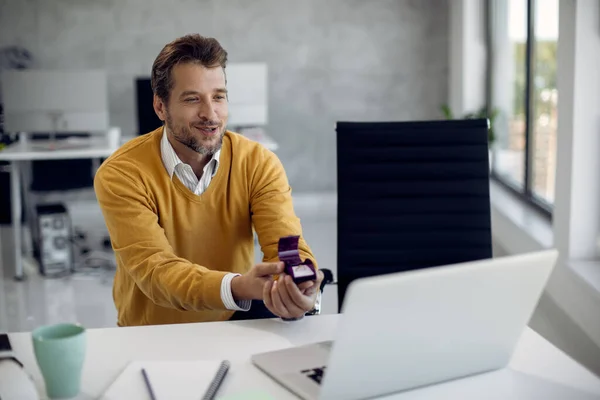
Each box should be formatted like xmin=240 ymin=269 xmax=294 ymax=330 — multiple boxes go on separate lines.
xmin=31 ymin=323 xmax=86 ymax=399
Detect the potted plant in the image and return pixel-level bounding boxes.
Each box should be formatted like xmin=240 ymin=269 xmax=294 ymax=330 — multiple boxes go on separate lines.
xmin=440 ymin=104 xmax=498 ymax=170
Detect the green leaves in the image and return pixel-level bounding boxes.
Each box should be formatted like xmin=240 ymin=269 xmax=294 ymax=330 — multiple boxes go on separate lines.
xmin=440 ymin=104 xmax=454 ymax=120
xmin=439 ymin=104 xmax=498 ymax=146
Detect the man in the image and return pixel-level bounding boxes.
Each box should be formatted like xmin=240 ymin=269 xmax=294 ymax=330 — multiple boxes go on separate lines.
xmin=94 ymin=34 xmax=323 ymax=326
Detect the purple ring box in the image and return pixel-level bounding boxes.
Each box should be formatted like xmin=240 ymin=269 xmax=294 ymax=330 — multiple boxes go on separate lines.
xmin=278 ymin=235 xmax=317 ymax=284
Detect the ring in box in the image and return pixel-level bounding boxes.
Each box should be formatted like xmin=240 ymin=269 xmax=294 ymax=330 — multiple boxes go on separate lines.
xmin=278 ymin=235 xmax=317 ymax=284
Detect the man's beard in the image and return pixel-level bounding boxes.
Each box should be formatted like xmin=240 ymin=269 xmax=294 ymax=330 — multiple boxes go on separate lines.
xmin=165 ymin=111 xmax=224 ymax=156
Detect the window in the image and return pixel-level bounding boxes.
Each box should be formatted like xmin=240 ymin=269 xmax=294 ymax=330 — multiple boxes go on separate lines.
xmin=488 ymin=0 xmax=559 ymax=214
xmin=530 ymin=0 xmax=558 ymax=204
xmin=489 ymin=0 xmax=527 ymax=188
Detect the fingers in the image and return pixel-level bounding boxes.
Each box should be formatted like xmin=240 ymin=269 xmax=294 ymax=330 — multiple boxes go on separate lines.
xmin=263 ymin=279 xmax=293 ymax=319
xmin=302 ymin=270 xmax=324 ymax=296
xmin=263 ymin=280 xmax=276 ymax=314
xmin=284 ymin=275 xmax=315 ymax=311
xmin=270 ymin=280 xmax=292 ymax=319
xmin=254 ymin=262 xmax=284 ymax=277
xmin=263 ymin=271 xmax=319 ymax=319
xmin=297 ymin=280 xmax=314 ymax=292
xmin=316 ymin=270 xmax=324 ymax=285
xmin=276 ymin=277 xmax=306 ymax=318
xmin=302 ymin=284 xmax=318 ymax=297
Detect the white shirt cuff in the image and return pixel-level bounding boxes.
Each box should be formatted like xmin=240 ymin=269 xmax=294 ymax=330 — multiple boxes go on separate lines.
xmin=221 ymin=273 xmax=251 ymax=311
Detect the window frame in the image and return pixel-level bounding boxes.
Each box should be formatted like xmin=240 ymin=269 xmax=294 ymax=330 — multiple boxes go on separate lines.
xmin=486 ymin=0 xmax=553 ymax=219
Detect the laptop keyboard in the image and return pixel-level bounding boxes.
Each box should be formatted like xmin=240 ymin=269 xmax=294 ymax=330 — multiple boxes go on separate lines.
xmin=301 ymin=366 xmax=327 ymax=385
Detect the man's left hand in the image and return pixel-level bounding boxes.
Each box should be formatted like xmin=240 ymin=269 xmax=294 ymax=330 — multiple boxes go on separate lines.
xmin=263 ymin=270 xmax=324 ymax=320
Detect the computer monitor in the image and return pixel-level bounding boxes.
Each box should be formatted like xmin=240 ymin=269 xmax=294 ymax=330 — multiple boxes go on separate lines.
xmin=136 ymin=78 xmax=162 ymax=136
xmin=226 ymin=63 xmax=268 ymax=127
xmin=0 ymin=69 xmax=109 ymax=133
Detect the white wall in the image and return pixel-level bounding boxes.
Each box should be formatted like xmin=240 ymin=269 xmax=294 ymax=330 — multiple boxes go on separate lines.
xmin=0 ymin=0 xmax=450 ymax=193
xmin=449 ymin=0 xmax=487 ymax=116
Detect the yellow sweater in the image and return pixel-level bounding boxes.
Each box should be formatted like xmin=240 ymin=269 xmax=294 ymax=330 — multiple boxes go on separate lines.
xmin=94 ymin=127 xmax=316 ymax=326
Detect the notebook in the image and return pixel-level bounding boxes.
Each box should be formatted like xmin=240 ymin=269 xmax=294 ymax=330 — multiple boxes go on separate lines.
xmin=100 ymin=360 xmax=224 ymax=400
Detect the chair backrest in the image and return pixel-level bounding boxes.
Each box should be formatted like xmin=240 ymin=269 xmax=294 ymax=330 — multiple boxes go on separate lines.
xmin=336 ymin=119 xmax=493 ymax=310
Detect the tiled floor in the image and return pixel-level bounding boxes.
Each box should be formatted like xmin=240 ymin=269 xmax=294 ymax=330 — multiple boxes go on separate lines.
xmin=1 ymin=192 xmax=599 ymax=377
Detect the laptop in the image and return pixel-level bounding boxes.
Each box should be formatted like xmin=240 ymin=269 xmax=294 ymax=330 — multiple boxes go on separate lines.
xmin=252 ymin=250 xmax=559 ymax=400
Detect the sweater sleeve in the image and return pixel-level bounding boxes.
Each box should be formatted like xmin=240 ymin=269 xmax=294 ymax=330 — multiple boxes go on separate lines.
xmin=94 ymin=164 xmax=228 ymax=311
xmin=250 ymin=147 xmax=318 ymax=271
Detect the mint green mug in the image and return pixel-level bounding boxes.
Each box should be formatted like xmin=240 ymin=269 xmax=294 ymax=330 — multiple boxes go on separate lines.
xmin=31 ymin=323 xmax=86 ymax=399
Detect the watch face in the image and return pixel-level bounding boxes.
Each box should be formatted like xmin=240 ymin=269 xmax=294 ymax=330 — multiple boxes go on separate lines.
xmin=0 ymin=334 xmax=12 ymax=352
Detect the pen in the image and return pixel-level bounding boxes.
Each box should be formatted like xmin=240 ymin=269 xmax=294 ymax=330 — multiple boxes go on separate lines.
xmin=202 ymin=360 xmax=231 ymax=400
xmin=141 ymin=368 xmax=157 ymax=400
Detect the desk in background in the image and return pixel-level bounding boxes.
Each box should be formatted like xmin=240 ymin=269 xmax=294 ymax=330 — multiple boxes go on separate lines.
xmin=0 ymin=135 xmax=118 ymax=280
xmin=8 ymin=315 xmax=600 ymax=399
xmin=0 ymin=131 xmax=279 ymax=280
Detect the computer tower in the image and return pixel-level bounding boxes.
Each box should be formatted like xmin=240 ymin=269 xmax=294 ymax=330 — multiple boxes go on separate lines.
xmin=36 ymin=204 xmax=72 ymax=276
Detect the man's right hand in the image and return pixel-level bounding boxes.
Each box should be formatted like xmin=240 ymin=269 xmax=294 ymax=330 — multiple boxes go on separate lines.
xmin=231 ymin=262 xmax=284 ymax=301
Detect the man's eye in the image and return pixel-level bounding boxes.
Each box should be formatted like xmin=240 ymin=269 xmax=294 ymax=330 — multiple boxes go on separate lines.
xmin=215 ymin=95 xmax=226 ymax=100
xmin=185 ymin=98 xmax=198 ymax=102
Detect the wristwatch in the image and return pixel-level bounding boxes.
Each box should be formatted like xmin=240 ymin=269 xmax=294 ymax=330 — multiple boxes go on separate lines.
xmin=0 ymin=333 xmax=40 ymax=400
xmin=305 ymin=291 xmax=322 ymax=316
xmin=281 ymin=291 xmax=321 ymax=321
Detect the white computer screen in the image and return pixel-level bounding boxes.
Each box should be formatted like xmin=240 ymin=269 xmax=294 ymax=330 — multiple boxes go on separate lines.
xmin=0 ymin=69 xmax=109 ymax=133
xmin=226 ymin=63 xmax=268 ymax=126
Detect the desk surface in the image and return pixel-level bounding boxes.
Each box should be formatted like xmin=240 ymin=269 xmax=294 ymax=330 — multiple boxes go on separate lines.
xmin=0 ymin=137 xmax=116 ymax=161
xmin=8 ymin=315 xmax=600 ymax=399
xmin=0 ymin=134 xmax=279 ymax=162
xmin=0 ymin=136 xmax=279 ymax=161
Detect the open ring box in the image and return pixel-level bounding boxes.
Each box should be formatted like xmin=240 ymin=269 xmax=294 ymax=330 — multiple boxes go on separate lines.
xmin=278 ymin=235 xmax=317 ymax=284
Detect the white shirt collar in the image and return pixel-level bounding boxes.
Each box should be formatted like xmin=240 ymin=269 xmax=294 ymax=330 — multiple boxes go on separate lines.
xmin=160 ymin=126 xmax=221 ymax=179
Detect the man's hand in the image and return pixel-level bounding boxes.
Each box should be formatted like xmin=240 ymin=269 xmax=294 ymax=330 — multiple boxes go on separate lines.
xmin=231 ymin=262 xmax=285 ymax=301
xmin=264 ymin=270 xmax=324 ymax=319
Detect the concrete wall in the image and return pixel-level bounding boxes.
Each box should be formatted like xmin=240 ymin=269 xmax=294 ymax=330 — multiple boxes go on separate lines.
xmin=0 ymin=0 xmax=449 ymax=191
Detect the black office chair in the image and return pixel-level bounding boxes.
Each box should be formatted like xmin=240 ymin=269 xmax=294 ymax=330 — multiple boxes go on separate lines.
xmin=334 ymin=119 xmax=493 ymax=311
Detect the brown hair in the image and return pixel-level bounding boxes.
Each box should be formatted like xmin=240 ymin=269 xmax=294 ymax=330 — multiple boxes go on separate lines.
xmin=151 ymin=34 xmax=228 ymax=103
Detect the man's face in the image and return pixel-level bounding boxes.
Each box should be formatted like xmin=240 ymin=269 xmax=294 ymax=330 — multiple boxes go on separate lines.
xmin=154 ymin=63 xmax=228 ymax=155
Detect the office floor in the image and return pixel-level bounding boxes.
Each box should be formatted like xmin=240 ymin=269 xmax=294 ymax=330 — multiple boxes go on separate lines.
xmin=0 ymin=192 xmax=598 ymax=377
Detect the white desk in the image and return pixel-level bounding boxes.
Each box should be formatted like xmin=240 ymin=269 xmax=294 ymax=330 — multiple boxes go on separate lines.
xmin=0 ymin=137 xmax=118 ymax=280
xmin=8 ymin=315 xmax=600 ymax=399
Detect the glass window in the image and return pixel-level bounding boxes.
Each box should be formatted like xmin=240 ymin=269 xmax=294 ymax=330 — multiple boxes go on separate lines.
xmin=490 ymin=0 xmax=528 ymax=188
xmin=488 ymin=0 xmax=558 ymax=214
xmin=531 ymin=0 xmax=558 ymax=204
